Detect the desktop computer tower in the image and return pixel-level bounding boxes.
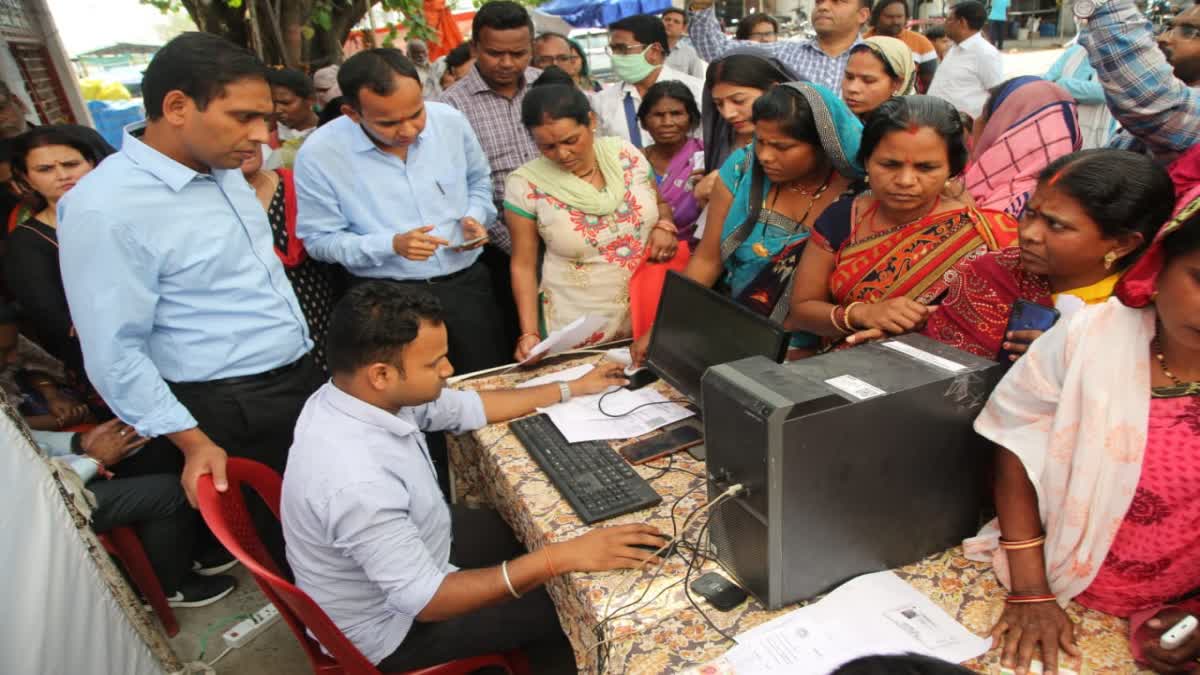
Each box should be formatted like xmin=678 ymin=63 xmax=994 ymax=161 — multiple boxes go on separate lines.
xmin=701 ymin=334 xmax=1006 ymax=609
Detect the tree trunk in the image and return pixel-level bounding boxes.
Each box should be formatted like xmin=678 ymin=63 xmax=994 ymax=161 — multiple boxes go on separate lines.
xmin=175 ymin=0 xmax=373 ymax=68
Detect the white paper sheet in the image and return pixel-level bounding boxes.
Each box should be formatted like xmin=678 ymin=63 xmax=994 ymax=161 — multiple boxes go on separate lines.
xmin=724 ymin=571 xmax=991 ymax=675
xmin=521 ymin=315 xmax=608 ymax=364
xmin=539 ymin=386 xmax=694 ymax=443
xmin=514 ymin=364 xmax=596 ymax=389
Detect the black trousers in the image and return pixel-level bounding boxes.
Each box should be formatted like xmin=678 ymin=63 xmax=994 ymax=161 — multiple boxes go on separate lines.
xmin=376 ymin=260 xmax=511 ymax=374
xmin=90 ymin=474 xmax=197 ymax=594
xmin=376 ymin=506 xmax=576 ymax=674
xmin=989 ymin=19 xmax=1007 ymax=49
xmin=478 ymin=243 xmax=521 ymax=351
xmin=114 ymin=355 xmax=323 ymax=574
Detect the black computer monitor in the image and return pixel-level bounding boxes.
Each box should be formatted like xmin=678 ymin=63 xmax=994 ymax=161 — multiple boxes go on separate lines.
xmin=645 ymin=271 xmax=789 ymax=405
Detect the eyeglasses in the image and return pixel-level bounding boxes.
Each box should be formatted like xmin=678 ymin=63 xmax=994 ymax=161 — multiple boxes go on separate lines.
xmin=1159 ymin=23 xmax=1200 ymax=39
xmin=606 ymin=43 xmax=647 ymax=56
xmin=748 ymin=30 xmax=777 ymax=40
xmin=533 ymin=54 xmax=581 ymax=67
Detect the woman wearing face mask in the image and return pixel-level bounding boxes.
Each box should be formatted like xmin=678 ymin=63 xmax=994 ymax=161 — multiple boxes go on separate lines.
xmin=842 ymin=36 xmax=917 ymax=120
xmin=844 ymin=150 xmax=1175 ymax=360
xmin=786 ymin=96 xmax=1016 ymax=345
xmin=639 ymin=81 xmax=705 ymax=242
xmin=696 ymin=51 xmax=802 ymax=206
xmin=633 ymin=82 xmax=865 ymax=363
xmin=506 ymin=72 xmax=679 ymax=363
xmin=4 ymin=125 xmax=113 ymax=375
xmin=966 ymin=204 xmax=1200 ymax=675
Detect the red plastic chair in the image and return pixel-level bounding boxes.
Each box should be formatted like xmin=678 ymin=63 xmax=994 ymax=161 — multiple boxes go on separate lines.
xmin=196 ymin=458 xmax=528 ymax=675
xmin=99 ymin=525 xmax=180 ymax=637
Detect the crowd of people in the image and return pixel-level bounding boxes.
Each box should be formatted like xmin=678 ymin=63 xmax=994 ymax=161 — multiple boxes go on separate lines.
xmin=1 ymin=0 xmax=1198 ymax=672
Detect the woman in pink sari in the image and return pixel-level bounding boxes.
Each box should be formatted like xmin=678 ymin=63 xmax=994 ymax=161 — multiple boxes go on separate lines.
xmin=968 ymin=197 xmax=1200 ymax=674
xmin=639 ymin=81 xmax=704 ymax=243
xmin=964 ymin=76 xmax=1081 ymax=219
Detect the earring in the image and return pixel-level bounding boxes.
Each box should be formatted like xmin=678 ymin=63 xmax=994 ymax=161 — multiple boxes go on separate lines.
xmin=1103 ymin=251 xmax=1118 ymax=270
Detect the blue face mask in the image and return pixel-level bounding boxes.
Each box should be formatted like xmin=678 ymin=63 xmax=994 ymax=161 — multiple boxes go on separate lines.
xmin=611 ymin=46 xmax=658 ymax=84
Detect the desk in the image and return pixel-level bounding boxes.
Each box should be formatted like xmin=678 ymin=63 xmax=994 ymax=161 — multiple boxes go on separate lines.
xmin=450 ymin=354 xmax=1147 ymax=674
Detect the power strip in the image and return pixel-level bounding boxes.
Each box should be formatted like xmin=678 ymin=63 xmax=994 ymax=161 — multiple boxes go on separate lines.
xmin=222 ymin=603 xmax=281 ymax=649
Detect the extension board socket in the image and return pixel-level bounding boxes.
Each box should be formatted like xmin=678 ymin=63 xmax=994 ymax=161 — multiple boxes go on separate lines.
xmin=222 ymin=603 xmax=281 ymax=649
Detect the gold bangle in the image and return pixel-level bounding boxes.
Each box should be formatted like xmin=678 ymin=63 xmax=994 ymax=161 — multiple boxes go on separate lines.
xmin=519 ymin=332 xmax=540 ymax=343
xmin=844 ymin=302 xmax=865 ymax=331
xmin=999 ymin=535 xmax=1046 ymax=551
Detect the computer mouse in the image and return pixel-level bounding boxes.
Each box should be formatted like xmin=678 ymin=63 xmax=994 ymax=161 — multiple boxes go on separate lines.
xmin=624 ymin=365 xmax=646 ymax=376
xmin=631 ymin=536 xmax=676 ymax=557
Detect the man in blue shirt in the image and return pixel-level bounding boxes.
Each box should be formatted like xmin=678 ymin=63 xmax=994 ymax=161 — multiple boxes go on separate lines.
xmin=987 ymin=0 xmax=1010 ymax=50
xmin=283 ymin=282 xmax=664 ymax=671
xmin=58 ymin=33 xmax=320 ymax=569
xmin=295 ymin=49 xmax=509 ymax=374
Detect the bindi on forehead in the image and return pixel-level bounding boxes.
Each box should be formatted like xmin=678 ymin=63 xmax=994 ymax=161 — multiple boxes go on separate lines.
xmin=905 ymin=121 xmax=921 ymax=135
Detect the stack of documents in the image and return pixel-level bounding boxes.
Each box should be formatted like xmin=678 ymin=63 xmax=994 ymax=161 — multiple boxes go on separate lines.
xmin=724 ymin=571 xmax=991 ymax=674
xmin=517 ymin=364 xmax=694 ymax=443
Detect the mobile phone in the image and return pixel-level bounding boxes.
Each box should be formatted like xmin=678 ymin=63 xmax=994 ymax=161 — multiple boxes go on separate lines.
xmin=455 ymin=234 xmax=489 ymax=250
xmin=997 ymin=299 xmax=1060 ymax=362
xmin=619 ymin=425 xmax=703 ymax=464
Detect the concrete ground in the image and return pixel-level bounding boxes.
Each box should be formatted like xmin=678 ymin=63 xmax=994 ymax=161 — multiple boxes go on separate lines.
xmin=166 ymin=565 xmax=307 ymax=674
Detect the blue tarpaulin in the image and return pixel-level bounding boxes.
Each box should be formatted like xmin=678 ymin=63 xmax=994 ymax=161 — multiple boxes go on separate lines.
xmin=536 ymin=0 xmax=673 ymax=28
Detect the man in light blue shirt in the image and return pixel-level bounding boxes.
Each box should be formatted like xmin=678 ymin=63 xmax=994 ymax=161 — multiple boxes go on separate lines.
xmin=283 ymin=282 xmax=663 ymax=671
xmin=295 ymin=49 xmax=509 ymax=373
xmin=58 ymin=33 xmax=320 ymax=568
xmin=987 ymin=0 xmax=1010 ymax=50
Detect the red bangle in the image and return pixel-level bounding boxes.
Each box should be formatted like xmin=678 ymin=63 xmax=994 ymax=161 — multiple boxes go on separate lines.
xmin=543 ymin=547 xmax=558 ymax=578
xmin=1005 ymin=594 xmax=1057 ymax=604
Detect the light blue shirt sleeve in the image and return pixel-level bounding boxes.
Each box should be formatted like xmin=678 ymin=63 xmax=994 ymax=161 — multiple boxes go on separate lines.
xmin=1044 ymin=45 xmax=1106 ymax=105
xmin=327 ymin=480 xmax=450 ymax=619
xmin=293 ymin=147 xmax=398 ymax=270
xmin=30 ymin=430 xmax=100 ymax=483
xmin=58 ymin=207 xmax=198 ymax=437
xmin=459 ymin=114 xmax=498 ymax=228
xmin=414 ymin=389 xmax=487 ymax=435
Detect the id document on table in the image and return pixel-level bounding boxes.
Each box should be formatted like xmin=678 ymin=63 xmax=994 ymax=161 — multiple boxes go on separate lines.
xmin=724 ymin=570 xmax=991 ymax=674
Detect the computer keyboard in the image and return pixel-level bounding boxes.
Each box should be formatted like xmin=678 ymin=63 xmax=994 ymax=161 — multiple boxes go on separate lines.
xmin=509 ymin=414 xmax=663 ymax=524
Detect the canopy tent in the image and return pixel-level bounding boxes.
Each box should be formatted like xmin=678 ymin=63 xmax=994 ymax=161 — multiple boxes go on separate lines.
xmin=534 ymin=0 xmax=674 ymax=28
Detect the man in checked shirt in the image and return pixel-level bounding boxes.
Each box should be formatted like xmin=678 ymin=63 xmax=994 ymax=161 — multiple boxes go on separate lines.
xmin=438 ymin=1 xmax=542 ymax=345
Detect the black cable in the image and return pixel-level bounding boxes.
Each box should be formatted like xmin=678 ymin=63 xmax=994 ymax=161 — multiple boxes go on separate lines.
xmin=682 ymin=514 xmax=739 ymax=645
xmin=643 ymin=457 xmax=705 ymax=482
xmin=596 ymin=389 xmax=692 ymax=418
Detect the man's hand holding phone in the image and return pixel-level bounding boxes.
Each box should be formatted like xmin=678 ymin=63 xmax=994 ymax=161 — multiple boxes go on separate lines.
xmin=455 ymin=217 xmax=489 ymax=251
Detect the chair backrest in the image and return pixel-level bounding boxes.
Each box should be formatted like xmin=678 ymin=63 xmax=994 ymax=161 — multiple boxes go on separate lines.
xmin=196 ymin=458 xmax=382 ymax=675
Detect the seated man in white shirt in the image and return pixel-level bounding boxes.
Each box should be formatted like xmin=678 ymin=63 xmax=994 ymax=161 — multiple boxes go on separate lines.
xmin=926 ymin=0 xmax=1003 ymax=119
xmin=282 ymin=281 xmax=666 ymax=673
xmin=593 ymin=13 xmax=705 ymax=147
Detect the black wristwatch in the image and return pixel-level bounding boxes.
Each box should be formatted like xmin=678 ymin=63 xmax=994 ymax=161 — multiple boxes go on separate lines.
xmin=70 ymin=431 xmax=85 ymax=455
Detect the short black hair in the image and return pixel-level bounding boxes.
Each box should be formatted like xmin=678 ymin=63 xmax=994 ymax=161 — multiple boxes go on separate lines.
xmin=832 ymin=654 xmax=974 ymax=675
xmin=924 ymin=25 xmax=947 ymax=39
xmin=950 ymin=0 xmax=987 ymax=30
xmin=445 ymin=42 xmax=473 ymax=69
xmin=267 ymin=68 xmax=315 ymax=99
xmin=337 ymin=48 xmax=420 ymax=110
xmin=662 ymin=7 xmax=687 ymax=22
xmin=11 ymin=125 xmax=115 ymax=212
xmin=638 ymin=80 xmax=701 ymax=130
xmin=1038 ymin=149 xmax=1175 ymax=269
xmin=326 ymin=282 xmax=444 ymax=375
xmin=736 ymin=13 xmax=780 ymax=40
xmin=609 ymin=14 xmax=670 ymax=54
xmin=472 ymin=1 xmax=534 ymax=43
xmin=521 ymin=68 xmax=591 ymax=128
xmin=142 ymin=32 xmax=268 ymax=120
xmin=872 ymin=0 xmax=909 ymax=24
xmin=860 ymin=95 xmax=969 ymax=175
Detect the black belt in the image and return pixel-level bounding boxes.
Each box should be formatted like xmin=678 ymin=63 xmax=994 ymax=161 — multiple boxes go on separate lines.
xmin=184 ymin=354 xmax=308 ymax=388
xmin=396 ymin=263 xmax=476 ymax=285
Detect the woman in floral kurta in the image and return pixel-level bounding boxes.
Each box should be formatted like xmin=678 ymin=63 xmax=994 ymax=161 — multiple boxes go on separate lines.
xmin=505 ymin=79 xmax=679 ymax=362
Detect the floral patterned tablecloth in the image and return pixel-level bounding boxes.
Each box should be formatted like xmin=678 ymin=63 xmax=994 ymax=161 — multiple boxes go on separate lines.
xmin=449 ymin=355 xmax=1147 ymax=675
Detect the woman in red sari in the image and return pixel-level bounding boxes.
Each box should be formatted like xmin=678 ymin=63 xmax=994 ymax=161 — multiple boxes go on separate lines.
xmin=917 ymin=149 xmax=1175 ymax=360
xmin=786 ymin=96 xmax=1016 ymax=342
